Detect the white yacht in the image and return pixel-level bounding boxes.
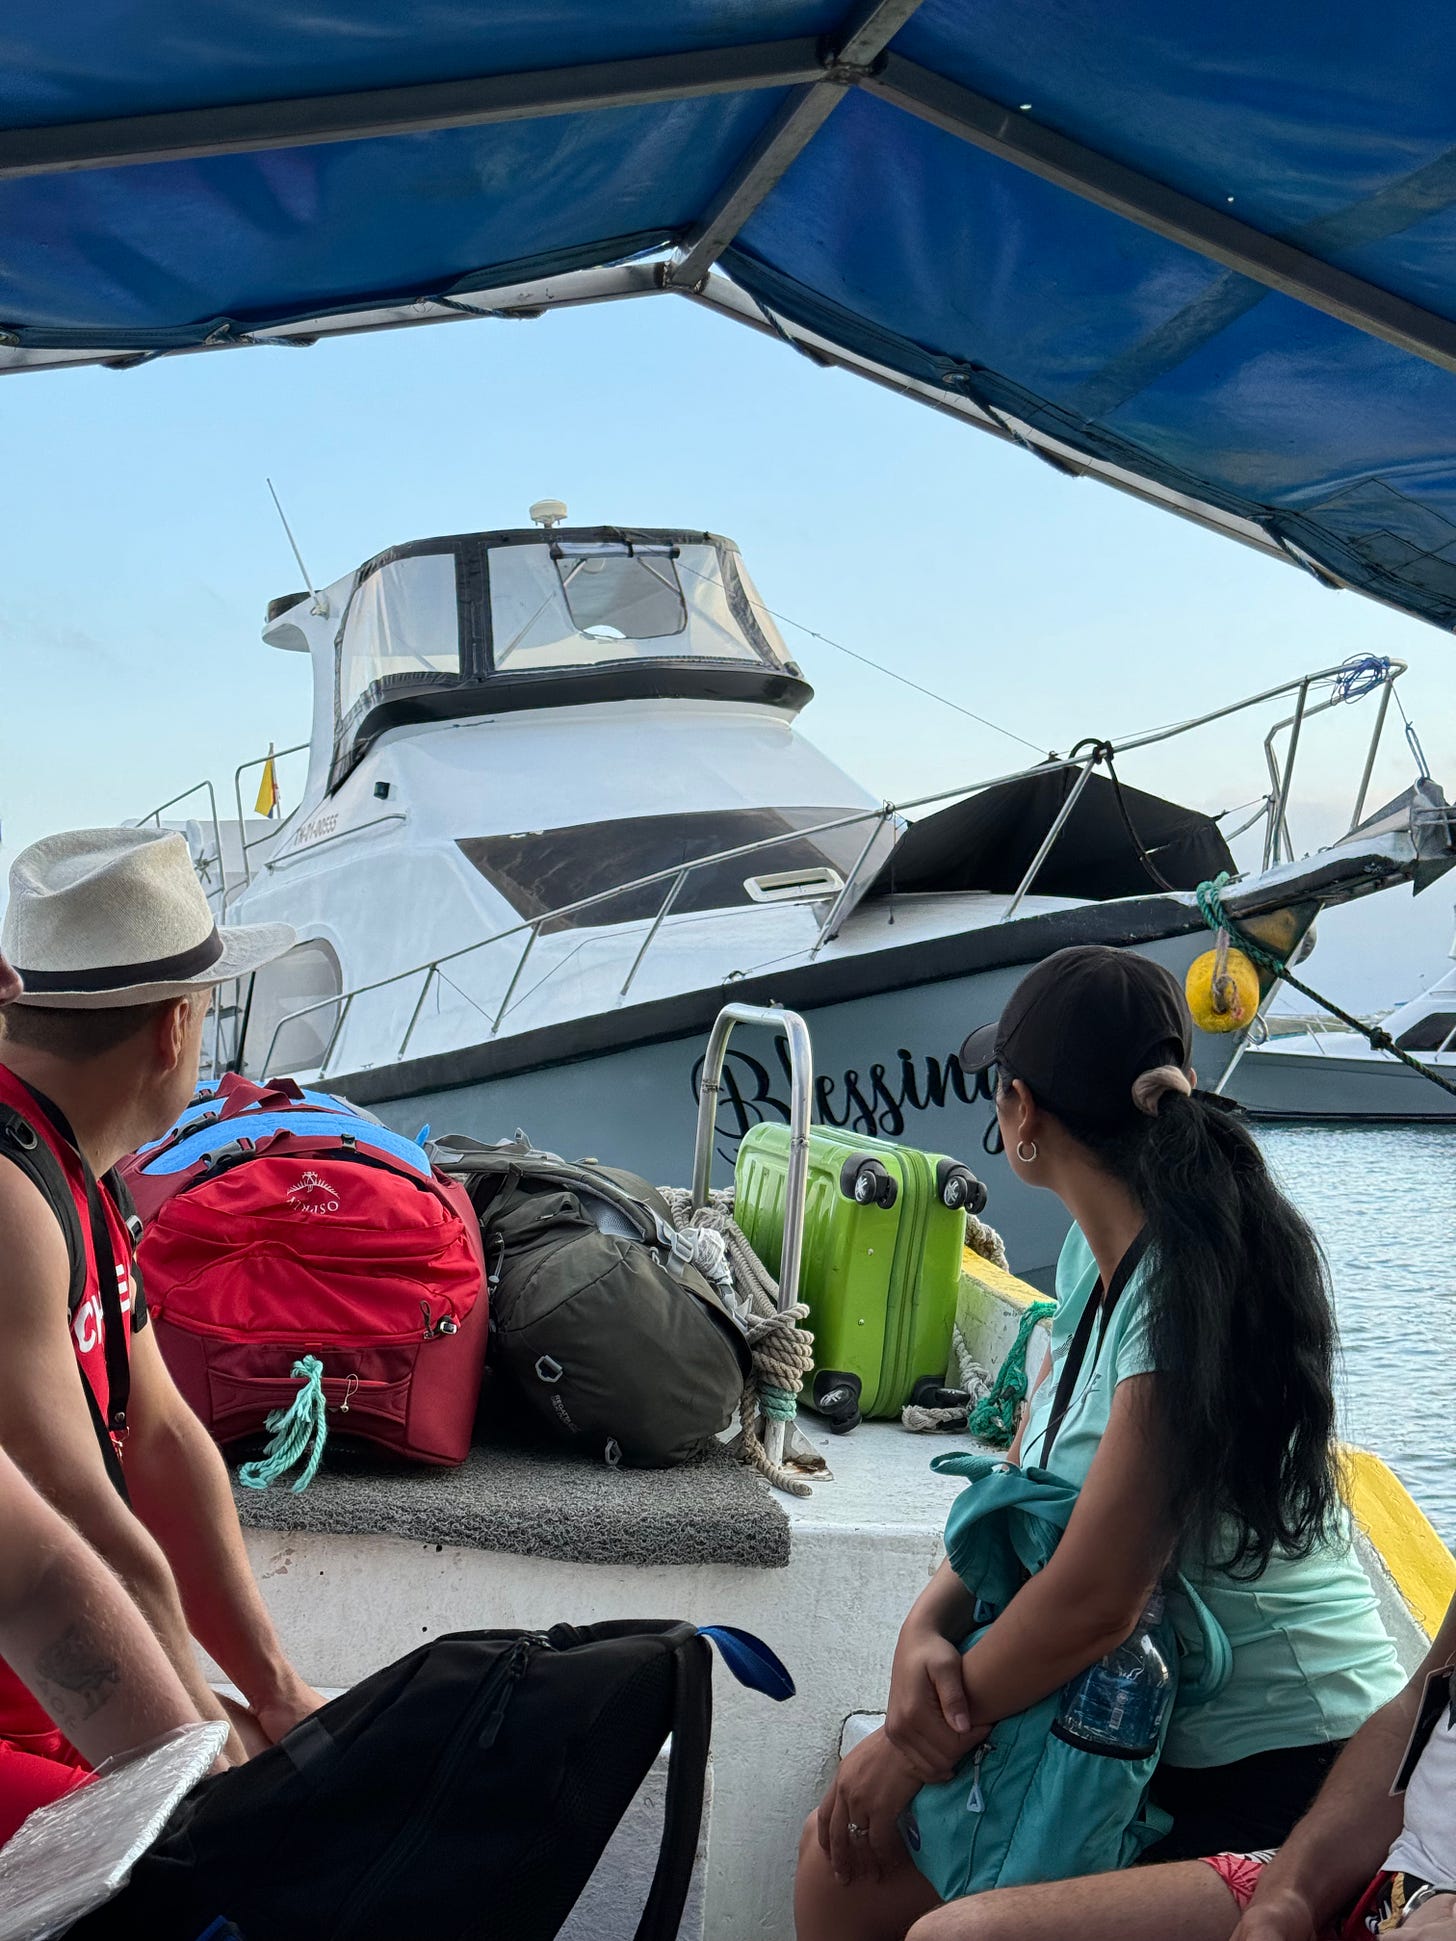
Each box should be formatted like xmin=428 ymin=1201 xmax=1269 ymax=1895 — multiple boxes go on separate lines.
xmin=145 ymin=507 xmax=1456 ymax=1283
xmin=1228 ymin=915 xmax=1456 ymax=1120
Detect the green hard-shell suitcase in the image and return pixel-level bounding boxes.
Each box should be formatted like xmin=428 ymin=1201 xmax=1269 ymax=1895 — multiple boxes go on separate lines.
xmin=733 ymin=1123 xmax=986 ymax=1430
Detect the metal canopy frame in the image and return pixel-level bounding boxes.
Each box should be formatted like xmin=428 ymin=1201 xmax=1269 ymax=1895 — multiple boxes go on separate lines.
xmin=668 ymin=0 xmax=927 ymax=289
xmin=6 ymin=2 xmax=1456 ymax=623
xmin=5 ymin=7 xmax=1453 ymax=379
xmin=866 ymin=56 xmax=1456 ymax=378
xmin=0 ymin=40 xmax=826 ymax=178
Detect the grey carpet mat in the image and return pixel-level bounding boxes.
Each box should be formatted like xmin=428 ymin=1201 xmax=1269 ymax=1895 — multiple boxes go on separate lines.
xmin=232 ymin=1438 xmax=790 ymax=1570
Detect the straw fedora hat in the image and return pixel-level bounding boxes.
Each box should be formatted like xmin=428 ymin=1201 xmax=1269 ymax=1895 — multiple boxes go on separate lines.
xmin=3 ymin=827 xmax=296 ymax=1009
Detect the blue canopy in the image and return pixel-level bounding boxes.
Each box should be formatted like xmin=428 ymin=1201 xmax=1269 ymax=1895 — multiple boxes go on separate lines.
xmin=7 ymin=2 xmax=1456 ymax=630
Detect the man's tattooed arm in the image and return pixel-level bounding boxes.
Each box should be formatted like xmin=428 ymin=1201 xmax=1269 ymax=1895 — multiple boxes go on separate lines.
xmin=0 ymin=1449 xmax=204 ymax=1768
xmin=34 ymin=1619 xmax=122 ymax=1729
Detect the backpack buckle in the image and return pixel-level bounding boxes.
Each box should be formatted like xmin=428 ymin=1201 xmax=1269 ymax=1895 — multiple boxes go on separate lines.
xmin=654 ymin=1218 xmax=699 ymax=1281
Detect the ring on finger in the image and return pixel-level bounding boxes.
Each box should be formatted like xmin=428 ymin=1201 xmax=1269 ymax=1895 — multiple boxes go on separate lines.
xmin=847 ymin=1821 xmax=869 ymax=1839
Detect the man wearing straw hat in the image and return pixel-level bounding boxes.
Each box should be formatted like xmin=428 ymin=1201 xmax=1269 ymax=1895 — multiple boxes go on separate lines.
xmin=0 ymin=827 xmax=319 ymax=1840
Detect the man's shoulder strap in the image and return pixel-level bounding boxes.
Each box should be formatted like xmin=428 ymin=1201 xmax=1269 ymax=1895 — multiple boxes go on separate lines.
xmin=0 ymin=1103 xmax=87 ymax=1314
xmin=0 ymin=1101 xmax=131 ymax=1503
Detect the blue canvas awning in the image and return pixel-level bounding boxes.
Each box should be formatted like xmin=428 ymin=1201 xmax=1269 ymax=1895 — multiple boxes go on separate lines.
xmin=7 ymin=2 xmax=1456 ymax=630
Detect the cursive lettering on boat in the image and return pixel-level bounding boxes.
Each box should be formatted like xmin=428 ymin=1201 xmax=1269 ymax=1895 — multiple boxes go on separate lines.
xmin=692 ymin=1042 xmax=997 ymax=1160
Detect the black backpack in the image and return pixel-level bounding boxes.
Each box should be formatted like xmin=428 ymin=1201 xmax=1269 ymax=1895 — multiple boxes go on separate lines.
xmin=70 ymin=1619 xmax=791 ymax=1941
xmin=434 ymin=1135 xmax=752 ymax=1468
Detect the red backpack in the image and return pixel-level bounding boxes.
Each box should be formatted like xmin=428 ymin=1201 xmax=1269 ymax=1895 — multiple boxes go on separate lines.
xmin=120 ymin=1076 xmax=487 ymax=1476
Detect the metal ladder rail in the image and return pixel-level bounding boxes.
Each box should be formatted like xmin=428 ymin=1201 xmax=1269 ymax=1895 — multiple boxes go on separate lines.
xmin=692 ymin=1003 xmax=814 ymax=1470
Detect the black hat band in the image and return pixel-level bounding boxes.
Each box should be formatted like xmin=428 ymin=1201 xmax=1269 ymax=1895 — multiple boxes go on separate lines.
xmin=13 ymin=927 xmax=225 ymax=994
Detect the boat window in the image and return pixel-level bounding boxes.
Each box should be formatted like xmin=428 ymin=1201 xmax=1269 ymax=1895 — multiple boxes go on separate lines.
xmin=241 ymin=940 xmax=343 ymax=1077
xmin=1394 ymin=1010 xmax=1456 ymax=1052
xmin=557 ymin=545 xmax=686 ymax=641
xmin=490 ymin=543 xmax=776 ymax=672
xmin=338 ymin=552 xmax=459 ymax=721
xmin=456 ymin=808 xmax=891 ymax=930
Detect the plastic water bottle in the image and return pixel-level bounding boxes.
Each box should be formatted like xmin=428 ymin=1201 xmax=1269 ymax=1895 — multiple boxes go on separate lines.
xmin=1055 ymin=1589 xmax=1171 ymax=1756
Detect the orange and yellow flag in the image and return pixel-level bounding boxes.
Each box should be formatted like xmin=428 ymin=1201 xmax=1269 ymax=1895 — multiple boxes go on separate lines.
xmin=254 ymin=745 xmax=280 ymax=818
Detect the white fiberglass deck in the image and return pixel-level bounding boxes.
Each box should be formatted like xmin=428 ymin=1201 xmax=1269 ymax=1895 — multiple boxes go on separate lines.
xmin=226 ymin=1421 xmax=968 ymax=1941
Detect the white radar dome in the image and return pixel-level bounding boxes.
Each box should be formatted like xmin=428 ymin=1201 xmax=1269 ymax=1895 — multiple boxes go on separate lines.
xmin=529 ymin=498 xmax=568 ymax=528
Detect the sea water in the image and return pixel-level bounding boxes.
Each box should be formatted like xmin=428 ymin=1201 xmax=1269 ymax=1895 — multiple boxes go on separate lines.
xmin=1255 ymin=1124 xmax=1456 ymax=1547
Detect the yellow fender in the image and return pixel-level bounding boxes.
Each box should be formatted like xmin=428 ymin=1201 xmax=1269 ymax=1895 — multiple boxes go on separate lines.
xmin=1186 ymin=945 xmax=1261 ymax=1033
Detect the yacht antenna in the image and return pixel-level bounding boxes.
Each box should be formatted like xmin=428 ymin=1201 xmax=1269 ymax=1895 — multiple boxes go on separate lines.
xmin=265 ymin=478 xmax=330 ymax=618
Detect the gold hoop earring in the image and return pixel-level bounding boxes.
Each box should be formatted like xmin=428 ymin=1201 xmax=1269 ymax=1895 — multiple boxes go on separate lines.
xmin=1016 ymin=1139 xmax=1038 ymax=1164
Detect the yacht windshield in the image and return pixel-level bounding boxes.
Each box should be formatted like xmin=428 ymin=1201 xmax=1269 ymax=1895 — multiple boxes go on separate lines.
xmin=328 ymin=529 xmax=805 ymax=790
xmin=338 ymin=551 xmax=460 ymax=720
xmin=489 ymin=541 xmax=789 ymax=672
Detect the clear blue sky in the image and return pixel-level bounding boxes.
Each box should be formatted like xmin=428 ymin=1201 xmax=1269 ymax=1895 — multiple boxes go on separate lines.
xmin=2 ymin=293 xmax=1453 ymax=1010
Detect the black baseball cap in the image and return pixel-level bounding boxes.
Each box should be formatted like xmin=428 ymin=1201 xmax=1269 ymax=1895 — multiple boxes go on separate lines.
xmin=959 ymin=946 xmax=1192 ymax=1126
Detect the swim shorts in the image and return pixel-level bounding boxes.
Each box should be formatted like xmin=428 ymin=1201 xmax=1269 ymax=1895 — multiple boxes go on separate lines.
xmin=1200 ymin=1854 xmax=1437 ymax=1934
xmin=0 ymin=1734 xmax=93 ymax=1846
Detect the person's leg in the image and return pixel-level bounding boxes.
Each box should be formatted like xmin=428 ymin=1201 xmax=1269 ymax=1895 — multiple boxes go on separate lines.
xmin=904 ymin=1858 xmax=1245 ymax=1941
xmin=795 ymin=1811 xmax=942 ymax=1941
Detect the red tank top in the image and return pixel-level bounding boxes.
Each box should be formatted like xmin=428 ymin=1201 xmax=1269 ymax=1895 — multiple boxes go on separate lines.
xmin=0 ymin=1064 xmax=146 ymax=1760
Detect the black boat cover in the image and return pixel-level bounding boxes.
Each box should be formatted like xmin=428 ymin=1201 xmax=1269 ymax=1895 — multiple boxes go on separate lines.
xmin=868 ymin=769 xmax=1236 ymax=903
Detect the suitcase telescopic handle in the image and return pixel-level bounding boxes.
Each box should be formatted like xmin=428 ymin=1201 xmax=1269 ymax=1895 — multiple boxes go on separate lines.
xmin=691 ymin=1004 xmax=813 ymax=1320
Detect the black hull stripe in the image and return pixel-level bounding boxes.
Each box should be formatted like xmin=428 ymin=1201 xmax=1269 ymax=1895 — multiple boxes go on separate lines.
xmin=327 ymin=853 xmax=1401 ymax=1110
xmin=331 ymin=894 xmax=1206 ymax=1107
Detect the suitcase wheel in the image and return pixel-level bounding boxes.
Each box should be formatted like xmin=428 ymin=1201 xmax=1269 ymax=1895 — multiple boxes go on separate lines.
xmin=909 ymin=1375 xmax=970 ymax=1412
xmin=839 ymin=1155 xmax=898 ymax=1210
xmin=810 ymin=1369 xmax=863 ymax=1433
xmin=935 ymin=1158 xmax=988 ymax=1215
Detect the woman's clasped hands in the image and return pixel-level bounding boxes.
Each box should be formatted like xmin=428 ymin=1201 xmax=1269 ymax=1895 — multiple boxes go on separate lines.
xmin=815 ymin=1609 xmax=986 ymax=1885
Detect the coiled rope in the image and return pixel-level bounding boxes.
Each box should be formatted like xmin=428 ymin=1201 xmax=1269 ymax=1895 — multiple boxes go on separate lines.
xmin=966 ymin=1300 xmax=1057 ymax=1445
xmin=238 ymin=1356 xmax=329 ymax=1493
xmin=659 ymin=1186 xmax=820 ymax=1498
xmin=1332 ymin=654 xmax=1431 ymax=780
xmin=1195 ymin=873 xmax=1456 ymax=1102
xmin=901 ymin=1292 xmax=1055 ymax=1441
xmin=901 ymin=1213 xmax=1046 ymax=1438
xmin=966 ymin=1212 xmax=1009 ymax=1273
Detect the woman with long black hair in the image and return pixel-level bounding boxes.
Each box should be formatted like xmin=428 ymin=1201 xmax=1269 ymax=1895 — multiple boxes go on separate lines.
xmin=795 ymin=945 xmax=1404 ymax=1941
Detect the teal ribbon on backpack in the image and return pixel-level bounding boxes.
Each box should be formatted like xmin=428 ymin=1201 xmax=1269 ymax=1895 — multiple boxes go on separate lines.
xmin=238 ymin=1356 xmax=329 ymax=1494
xmin=903 ymin=1453 xmax=1232 ymax=1900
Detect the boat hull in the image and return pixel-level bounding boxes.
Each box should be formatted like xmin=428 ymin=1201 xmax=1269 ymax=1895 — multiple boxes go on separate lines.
xmin=1228 ymin=1045 xmax=1456 ymax=1121
xmin=347 ymin=929 xmax=1240 ymax=1287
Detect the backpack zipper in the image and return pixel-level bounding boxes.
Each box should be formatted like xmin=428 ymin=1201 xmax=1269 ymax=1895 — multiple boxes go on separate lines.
xmin=327 ymin=1634 xmax=540 ymax=1939
xmin=964 ymin=1738 xmax=994 ymax=1814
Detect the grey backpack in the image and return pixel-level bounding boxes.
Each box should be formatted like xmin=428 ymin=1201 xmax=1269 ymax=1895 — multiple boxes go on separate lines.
xmin=431 ymin=1134 xmax=752 ymax=1467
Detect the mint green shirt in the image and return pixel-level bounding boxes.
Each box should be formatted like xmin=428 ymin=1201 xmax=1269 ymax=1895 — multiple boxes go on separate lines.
xmin=1020 ymin=1224 xmax=1404 ymax=1767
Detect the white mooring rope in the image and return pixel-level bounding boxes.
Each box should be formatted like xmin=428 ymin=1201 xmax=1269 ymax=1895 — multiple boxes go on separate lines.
xmin=660 ymin=1185 xmax=821 ymax=1498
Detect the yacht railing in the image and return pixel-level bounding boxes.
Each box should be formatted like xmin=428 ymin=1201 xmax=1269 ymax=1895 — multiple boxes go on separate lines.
xmin=136 ymin=747 xmax=310 ymax=923
xmin=249 ymin=656 xmax=1409 ymax=1080
xmin=231 ymin=741 xmax=309 ymax=890
xmin=1261 ymin=675 xmax=1393 ymax=869
xmin=135 ymin=782 xmax=227 ymax=913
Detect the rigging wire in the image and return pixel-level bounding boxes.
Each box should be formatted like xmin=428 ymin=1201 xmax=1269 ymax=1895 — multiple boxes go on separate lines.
xmin=673 ymin=556 xmax=1046 ymax=757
